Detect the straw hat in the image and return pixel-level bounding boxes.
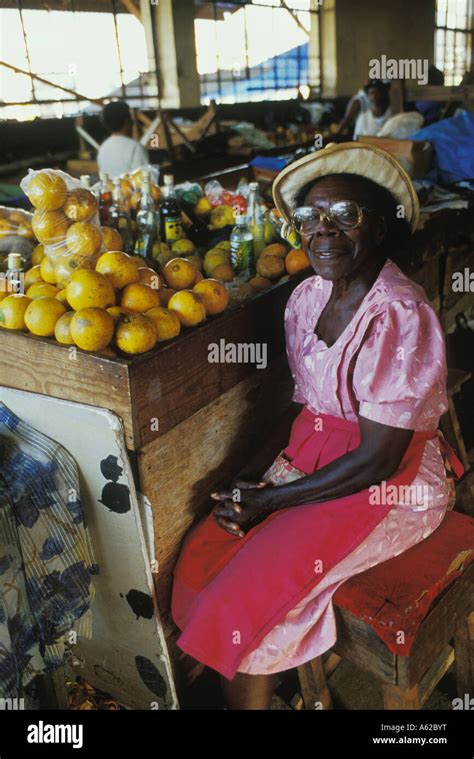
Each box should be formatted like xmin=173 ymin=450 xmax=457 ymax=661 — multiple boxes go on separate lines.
xmin=272 ymin=142 xmax=420 ymax=233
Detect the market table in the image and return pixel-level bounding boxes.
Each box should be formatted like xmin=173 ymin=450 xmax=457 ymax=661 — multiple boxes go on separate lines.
xmin=0 ymin=271 xmax=306 ymax=701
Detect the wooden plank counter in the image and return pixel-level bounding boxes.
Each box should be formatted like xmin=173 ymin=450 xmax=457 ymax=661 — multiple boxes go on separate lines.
xmin=0 ymin=272 xmax=306 ymax=687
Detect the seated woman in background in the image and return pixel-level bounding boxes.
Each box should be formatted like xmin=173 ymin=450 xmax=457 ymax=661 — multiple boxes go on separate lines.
xmin=338 ymin=80 xmax=392 ymax=139
xmin=171 ymin=143 xmax=463 ymax=710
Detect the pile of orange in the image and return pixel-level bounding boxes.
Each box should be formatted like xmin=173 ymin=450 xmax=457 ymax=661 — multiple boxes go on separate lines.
xmin=3 ymin=249 xmax=230 ymax=356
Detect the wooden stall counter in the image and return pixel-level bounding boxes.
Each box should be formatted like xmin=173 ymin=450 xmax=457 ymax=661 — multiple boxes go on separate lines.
xmin=0 ymin=273 xmax=305 ymax=688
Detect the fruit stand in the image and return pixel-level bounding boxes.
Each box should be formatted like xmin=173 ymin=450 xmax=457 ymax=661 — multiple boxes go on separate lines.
xmin=0 ymin=270 xmax=303 ymax=701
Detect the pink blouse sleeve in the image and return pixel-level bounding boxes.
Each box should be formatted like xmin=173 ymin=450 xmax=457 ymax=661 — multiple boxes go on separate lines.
xmin=352 ymin=300 xmax=448 ymax=430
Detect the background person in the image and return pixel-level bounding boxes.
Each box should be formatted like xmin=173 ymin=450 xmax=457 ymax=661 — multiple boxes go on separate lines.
xmin=97 ymin=100 xmax=149 ymax=177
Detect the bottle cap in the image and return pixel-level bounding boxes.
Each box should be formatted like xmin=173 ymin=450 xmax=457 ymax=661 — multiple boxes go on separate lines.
xmin=7 ymin=253 xmax=22 ymax=269
xmin=249 ymin=181 xmax=258 ymax=190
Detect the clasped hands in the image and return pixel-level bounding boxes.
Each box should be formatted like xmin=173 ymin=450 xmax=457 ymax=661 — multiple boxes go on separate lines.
xmin=211 ymin=478 xmax=279 ymax=538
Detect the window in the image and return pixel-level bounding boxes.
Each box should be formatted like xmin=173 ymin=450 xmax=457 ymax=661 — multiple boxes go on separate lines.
xmin=0 ymin=7 xmax=159 ymax=121
xmin=194 ymin=0 xmax=321 ymax=104
xmin=435 ymin=0 xmax=473 ymax=85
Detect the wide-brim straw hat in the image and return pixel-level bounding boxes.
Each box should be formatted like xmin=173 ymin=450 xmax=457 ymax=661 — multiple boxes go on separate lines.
xmin=272 ymin=142 xmax=420 ymax=233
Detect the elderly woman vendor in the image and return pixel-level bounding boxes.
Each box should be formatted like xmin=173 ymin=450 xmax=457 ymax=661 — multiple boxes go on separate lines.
xmin=171 ymin=143 xmax=463 ymax=710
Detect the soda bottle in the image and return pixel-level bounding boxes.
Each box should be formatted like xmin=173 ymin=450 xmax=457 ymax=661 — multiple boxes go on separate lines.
xmin=160 ymin=175 xmax=186 ymax=244
xmin=98 ymin=172 xmax=112 ymax=226
xmin=230 ymin=215 xmax=254 ymax=276
xmin=110 ymin=178 xmax=133 ymax=254
xmin=246 ymin=182 xmax=265 ymax=260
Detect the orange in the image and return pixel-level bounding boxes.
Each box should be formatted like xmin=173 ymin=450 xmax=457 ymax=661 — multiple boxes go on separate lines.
xmin=24 ymin=265 xmax=44 ymax=289
xmin=0 ymin=219 xmax=16 ymax=236
xmin=115 ymin=313 xmax=158 ymax=354
xmin=107 ymin=306 xmax=133 ymax=322
xmin=26 ymin=282 xmax=60 ymax=299
xmin=183 ymin=253 xmax=202 ymax=271
xmin=121 ymin=178 xmax=134 ymax=197
xmin=0 ymin=294 xmax=31 ymax=329
xmin=24 ymin=296 xmax=66 ymax=336
xmin=56 ymin=289 xmax=70 ymax=307
xmin=285 ymin=248 xmax=311 ymax=274
xmin=146 ymin=307 xmax=181 ymax=342
xmin=17 ymin=222 xmax=34 ymax=239
xmin=70 ymin=307 xmax=114 ymax=351
xmin=9 ymin=210 xmax=29 ymax=224
xmin=249 ymin=276 xmax=272 ymax=291
xmin=256 ymin=254 xmax=285 ymax=280
xmin=95 ymin=251 xmax=140 ymax=289
xmin=31 ymin=243 xmax=46 ymax=266
xmin=194 ymin=271 xmax=204 ymax=283
xmin=168 ymin=290 xmax=206 ymax=327
xmin=66 ymin=221 xmax=102 ymax=258
xmin=63 ymin=189 xmax=98 ymax=222
xmin=193 ymin=278 xmax=229 ymax=315
xmin=138 ymin=267 xmax=161 ymax=289
xmin=101 ymin=226 xmax=123 ymax=252
xmin=66 ymin=270 xmax=115 ymax=311
xmin=120 ymin=282 xmax=160 ymax=313
xmin=260 ymin=243 xmax=287 ymax=259
xmin=158 ymin=288 xmax=176 ymax=307
xmin=32 ymin=209 xmax=69 ymax=245
xmin=194 ymin=197 xmax=212 ymax=217
xmin=163 ymin=258 xmax=198 ymax=290
xmin=27 ymin=171 xmax=67 ymax=211
xmin=53 ymin=253 xmax=95 ymax=287
xmin=54 ymin=311 xmax=75 ymax=344
xmin=211 ymin=263 xmax=234 ymax=282
xmin=40 ymin=256 xmax=57 ymax=284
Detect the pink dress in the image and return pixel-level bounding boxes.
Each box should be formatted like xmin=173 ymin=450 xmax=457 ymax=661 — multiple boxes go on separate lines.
xmin=236 ymin=258 xmax=452 ymax=674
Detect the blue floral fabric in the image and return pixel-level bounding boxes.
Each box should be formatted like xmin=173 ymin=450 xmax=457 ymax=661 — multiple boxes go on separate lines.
xmin=0 ymin=403 xmax=98 ymax=698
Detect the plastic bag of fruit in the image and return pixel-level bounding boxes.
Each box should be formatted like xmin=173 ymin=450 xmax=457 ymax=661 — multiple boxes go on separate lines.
xmin=117 ymin=165 xmax=161 ymax=213
xmin=20 ymin=168 xmax=107 ymax=287
xmin=0 ymin=206 xmax=36 ymax=269
xmin=0 ymin=206 xmax=35 ymax=242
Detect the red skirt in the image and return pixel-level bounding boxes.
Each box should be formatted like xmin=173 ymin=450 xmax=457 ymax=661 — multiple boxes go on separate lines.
xmin=171 ymin=409 xmax=457 ymax=680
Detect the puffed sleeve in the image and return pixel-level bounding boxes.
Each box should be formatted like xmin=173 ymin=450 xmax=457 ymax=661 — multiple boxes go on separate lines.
xmin=352 ymin=300 xmax=448 ymax=430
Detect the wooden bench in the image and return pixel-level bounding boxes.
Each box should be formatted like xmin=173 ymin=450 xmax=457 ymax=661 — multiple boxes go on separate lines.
xmin=297 ymin=512 xmax=474 ymax=710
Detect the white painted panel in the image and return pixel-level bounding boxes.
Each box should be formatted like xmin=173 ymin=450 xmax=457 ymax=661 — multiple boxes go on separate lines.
xmin=0 ymin=387 xmax=178 ymax=710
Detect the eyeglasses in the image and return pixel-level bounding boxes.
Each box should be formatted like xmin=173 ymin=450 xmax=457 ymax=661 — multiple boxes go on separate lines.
xmin=291 ymin=201 xmax=376 ymax=235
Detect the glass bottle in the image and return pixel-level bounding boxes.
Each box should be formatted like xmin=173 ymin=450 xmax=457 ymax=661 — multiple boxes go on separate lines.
xmin=160 ymin=175 xmax=186 ymax=245
xmin=6 ymin=252 xmax=24 ymax=295
xmin=134 ymin=172 xmax=158 ymax=266
xmin=109 ymin=178 xmax=133 ymax=254
xmin=230 ymin=215 xmax=254 ymax=276
xmin=98 ymin=172 xmax=112 ymax=226
xmin=246 ymin=182 xmax=265 ymax=260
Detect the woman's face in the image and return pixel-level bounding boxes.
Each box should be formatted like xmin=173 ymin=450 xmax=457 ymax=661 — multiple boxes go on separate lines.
xmin=301 ymin=176 xmax=385 ymax=281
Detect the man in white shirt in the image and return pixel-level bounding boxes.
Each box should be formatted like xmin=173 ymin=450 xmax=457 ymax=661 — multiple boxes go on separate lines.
xmin=97 ymin=101 xmax=149 ymax=177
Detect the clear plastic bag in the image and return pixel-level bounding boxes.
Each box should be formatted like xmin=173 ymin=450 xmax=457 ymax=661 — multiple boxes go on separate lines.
xmin=20 ymin=168 xmax=105 ymax=286
xmin=0 ymin=206 xmax=36 ymax=269
xmin=0 ymin=206 xmax=35 ymax=242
